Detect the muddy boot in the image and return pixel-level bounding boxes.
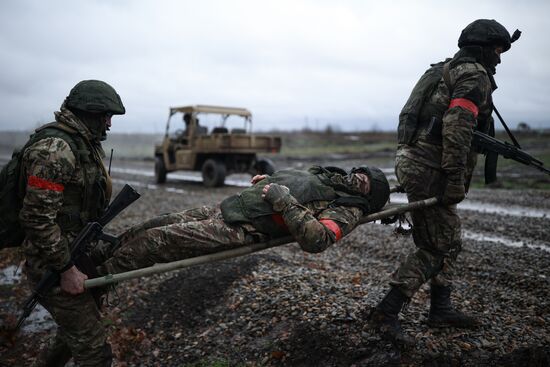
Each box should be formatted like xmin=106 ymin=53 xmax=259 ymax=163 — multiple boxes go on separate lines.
xmin=428 ymin=285 xmax=479 ymax=328
xmin=32 ymin=340 xmax=72 ymax=367
xmin=100 ymin=343 xmax=114 ymax=367
xmin=368 ymin=287 xmax=415 ymax=347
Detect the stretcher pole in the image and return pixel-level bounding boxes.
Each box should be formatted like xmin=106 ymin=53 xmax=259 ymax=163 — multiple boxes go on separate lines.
xmin=85 ymin=197 xmax=438 ymax=289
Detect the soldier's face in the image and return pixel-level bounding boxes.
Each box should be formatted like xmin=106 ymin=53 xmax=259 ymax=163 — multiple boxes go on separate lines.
xmin=103 ymin=113 xmax=112 ymax=132
xmin=99 ymin=113 xmax=112 ymax=141
xmin=494 ymin=46 xmax=503 ymax=65
xmin=350 ymin=173 xmax=370 ymax=195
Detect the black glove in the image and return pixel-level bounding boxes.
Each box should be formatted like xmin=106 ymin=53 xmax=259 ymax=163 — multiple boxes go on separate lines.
xmin=441 ymin=180 xmax=465 ymax=205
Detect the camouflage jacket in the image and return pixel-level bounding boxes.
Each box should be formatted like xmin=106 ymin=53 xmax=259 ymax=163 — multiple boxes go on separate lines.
xmin=273 ymin=197 xmax=363 ymax=254
xmin=19 ymin=107 xmax=111 ymax=274
xmin=221 ymin=168 xmax=369 ymax=253
xmin=235 ymin=182 xmax=364 ymax=254
xmin=397 ymin=48 xmax=494 ymax=186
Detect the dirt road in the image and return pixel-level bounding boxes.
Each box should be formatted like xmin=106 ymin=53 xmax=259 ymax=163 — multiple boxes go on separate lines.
xmin=1 ymin=158 xmax=549 ymax=366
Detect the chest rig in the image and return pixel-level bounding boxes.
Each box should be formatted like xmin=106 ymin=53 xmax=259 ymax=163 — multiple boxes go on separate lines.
xmin=25 ymin=122 xmax=112 ymax=232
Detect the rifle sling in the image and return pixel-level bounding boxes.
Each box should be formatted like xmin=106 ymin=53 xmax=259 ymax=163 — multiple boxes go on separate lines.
xmin=492 ymin=104 xmax=522 ymax=149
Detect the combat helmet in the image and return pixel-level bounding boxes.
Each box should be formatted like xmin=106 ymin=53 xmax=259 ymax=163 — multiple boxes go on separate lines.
xmin=458 ymin=19 xmax=521 ymax=52
xmin=351 ymin=166 xmax=390 ymax=212
xmin=65 ymin=80 xmax=126 ymax=115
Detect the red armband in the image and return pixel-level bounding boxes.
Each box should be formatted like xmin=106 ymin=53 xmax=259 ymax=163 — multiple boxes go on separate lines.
xmin=27 ymin=175 xmax=65 ymax=192
xmin=448 ymin=98 xmax=479 ymax=118
xmin=271 ymin=213 xmax=289 ymax=231
xmin=319 ymin=219 xmax=343 ymax=241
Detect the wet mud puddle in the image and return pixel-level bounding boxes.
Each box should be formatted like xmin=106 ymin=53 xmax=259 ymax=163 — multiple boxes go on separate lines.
xmin=0 ymin=265 xmax=55 ymax=333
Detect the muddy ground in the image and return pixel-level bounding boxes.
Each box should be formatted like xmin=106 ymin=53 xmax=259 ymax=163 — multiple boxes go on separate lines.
xmin=0 ymin=154 xmax=549 ymax=367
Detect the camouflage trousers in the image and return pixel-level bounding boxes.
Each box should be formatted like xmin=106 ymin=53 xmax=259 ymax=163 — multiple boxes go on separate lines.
xmin=389 ymin=156 xmax=462 ymax=298
xmin=99 ymin=206 xmax=260 ymax=275
xmin=25 ymin=269 xmax=112 ymax=367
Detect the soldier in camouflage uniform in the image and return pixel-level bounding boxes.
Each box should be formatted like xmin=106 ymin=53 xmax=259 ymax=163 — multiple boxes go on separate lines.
xmin=20 ymin=80 xmax=125 ymax=366
xmin=98 ymin=166 xmax=390 ymax=276
xmin=368 ymin=20 xmax=520 ymax=346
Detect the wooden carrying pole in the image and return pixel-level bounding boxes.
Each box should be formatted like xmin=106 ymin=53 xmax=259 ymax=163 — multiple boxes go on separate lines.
xmin=85 ymin=197 xmax=438 ymax=289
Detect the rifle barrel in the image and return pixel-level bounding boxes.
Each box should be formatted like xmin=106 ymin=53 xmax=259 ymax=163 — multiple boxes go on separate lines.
xmin=472 ymin=131 xmax=550 ymax=176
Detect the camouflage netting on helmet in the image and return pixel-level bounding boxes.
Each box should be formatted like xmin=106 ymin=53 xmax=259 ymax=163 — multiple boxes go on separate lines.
xmin=458 ymin=19 xmax=520 ymax=52
xmin=65 ymin=80 xmax=125 ymax=115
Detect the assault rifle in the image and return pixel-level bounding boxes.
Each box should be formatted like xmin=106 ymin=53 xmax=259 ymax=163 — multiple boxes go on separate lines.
xmin=472 ymin=130 xmax=550 ymax=184
xmin=12 ymin=184 xmax=140 ymax=333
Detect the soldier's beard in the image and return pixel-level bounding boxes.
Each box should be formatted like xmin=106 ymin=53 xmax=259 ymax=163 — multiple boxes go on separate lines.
xmin=99 ymin=124 xmax=110 ymax=141
xmin=100 ymin=123 xmax=108 ymax=141
xmin=85 ymin=118 xmax=107 ymax=142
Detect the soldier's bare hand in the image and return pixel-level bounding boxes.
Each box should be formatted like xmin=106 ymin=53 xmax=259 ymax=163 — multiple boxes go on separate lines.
xmin=60 ymin=265 xmax=88 ymax=295
xmin=251 ymin=174 xmax=267 ymax=185
xmin=261 ymin=184 xmax=271 ymax=198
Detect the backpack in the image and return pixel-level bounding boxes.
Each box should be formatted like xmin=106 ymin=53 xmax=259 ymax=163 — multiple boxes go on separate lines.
xmin=0 ymin=123 xmax=84 ymax=249
xmin=397 ymin=59 xmax=451 ymax=144
xmin=0 ymin=148 xmax=26 ymax=248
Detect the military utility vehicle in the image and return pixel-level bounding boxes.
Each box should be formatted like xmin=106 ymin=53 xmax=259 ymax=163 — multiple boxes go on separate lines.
xmin=154 ymin=105 xmax=281 ymax=187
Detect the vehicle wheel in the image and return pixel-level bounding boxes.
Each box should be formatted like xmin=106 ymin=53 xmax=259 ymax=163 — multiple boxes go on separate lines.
xmin=202 ymin=159 xmax=226 ymax=187
xmin=155 ymin=156 xmax=167 ymax=184
xmin=255 ymin=158 xmax=275 ymax=175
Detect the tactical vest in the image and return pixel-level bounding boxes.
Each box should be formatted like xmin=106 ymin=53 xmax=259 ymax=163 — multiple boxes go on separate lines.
xmin=0 ymin=121 xmax=111 ymax=248
xmin=398 ymin=52 xmax=494 ymax=146
xmin=397 ymin=59 xmax=451 ymax=145
xmin=34 ymin=122 xmax=112 ymax=231
xmin=220 ymin=167 xmax=370 ymax=236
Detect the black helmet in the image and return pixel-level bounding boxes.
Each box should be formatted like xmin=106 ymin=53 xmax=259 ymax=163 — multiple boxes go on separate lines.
xmin=351 ymin=166 xmax=390 ymax=211
xmin=458 ymin=19 xmax=521 ymax=52
xmin=65 ymin=80 xmax=125 ymax=115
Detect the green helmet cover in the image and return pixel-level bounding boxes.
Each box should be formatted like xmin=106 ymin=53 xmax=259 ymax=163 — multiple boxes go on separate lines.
xmin=458 ymin=19 xmax=520 ymax=52
xmin=65 ymin=80 xmax=125 ymax=115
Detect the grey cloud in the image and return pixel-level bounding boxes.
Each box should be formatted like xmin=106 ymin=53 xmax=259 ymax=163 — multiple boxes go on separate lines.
xmin=0 ymin=0 xmax=548 ymax=132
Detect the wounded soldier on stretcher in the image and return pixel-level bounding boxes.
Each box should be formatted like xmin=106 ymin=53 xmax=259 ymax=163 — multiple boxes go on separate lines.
xmin=95 ymin=165 xmax=390 ymax=276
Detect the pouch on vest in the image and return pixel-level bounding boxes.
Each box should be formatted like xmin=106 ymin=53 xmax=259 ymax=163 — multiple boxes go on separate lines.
xmin=397 ymin=59 xmax=450 ymax=145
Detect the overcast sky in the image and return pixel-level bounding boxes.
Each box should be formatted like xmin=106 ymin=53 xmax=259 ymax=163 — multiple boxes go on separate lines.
xmin=1 ymin=0 xmax=549 ymax=133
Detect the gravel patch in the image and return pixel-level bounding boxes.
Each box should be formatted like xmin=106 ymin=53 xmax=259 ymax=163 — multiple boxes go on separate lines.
xmin=1 ymin=160 xmax=549 ymax=367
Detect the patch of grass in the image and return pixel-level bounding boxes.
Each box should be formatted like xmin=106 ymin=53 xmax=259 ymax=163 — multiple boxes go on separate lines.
xmin=280 ymin=141 xmax=395 ymax=156
xmin=482 ymin=152 xmax=550 ymax=170
xmin=469 ymin=176 xmax=550 ymax=190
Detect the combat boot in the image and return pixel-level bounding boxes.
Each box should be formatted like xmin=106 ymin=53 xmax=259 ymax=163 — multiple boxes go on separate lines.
xmin=32 ymin=342 xmax=72 ymax=367
xmin=367 ymin=287 xmax=415 ymax=347
xmin=428 ymin=285 xmax=479 ymax=328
